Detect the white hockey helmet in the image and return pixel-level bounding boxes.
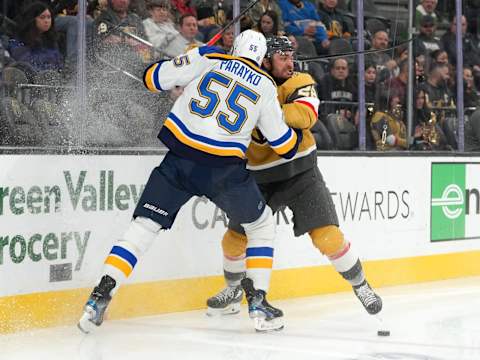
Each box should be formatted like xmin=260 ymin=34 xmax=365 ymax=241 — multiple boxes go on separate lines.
xmin=231 ymin=29 xmax=267 ymax=66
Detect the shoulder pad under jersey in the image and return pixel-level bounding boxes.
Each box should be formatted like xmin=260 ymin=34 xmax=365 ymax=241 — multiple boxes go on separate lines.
xmin=280 ymin=72 xmax=317 ymax=104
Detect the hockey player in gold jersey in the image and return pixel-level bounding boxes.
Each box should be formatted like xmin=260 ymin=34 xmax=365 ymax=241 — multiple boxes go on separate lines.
xmin=206 ymin=36 xmax=383 ymax=320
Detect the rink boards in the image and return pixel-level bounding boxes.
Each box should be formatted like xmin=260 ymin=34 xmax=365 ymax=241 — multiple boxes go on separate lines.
xmin=0 ymin=154 xmax=479 ymax=333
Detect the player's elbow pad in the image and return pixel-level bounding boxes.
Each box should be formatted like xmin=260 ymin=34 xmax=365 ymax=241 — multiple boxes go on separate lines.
xmin=279 ymin=129 xmax=303 ymax=159
xmin=143 ymin=60 xmax=166 ymax=92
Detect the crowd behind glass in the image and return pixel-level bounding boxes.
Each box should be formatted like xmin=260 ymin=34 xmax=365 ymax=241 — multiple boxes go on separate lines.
xmin=1 ymin=0 xmax=480 ymax=151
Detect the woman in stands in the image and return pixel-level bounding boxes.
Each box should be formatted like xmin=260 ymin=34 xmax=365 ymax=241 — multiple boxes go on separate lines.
xmin=218 ymin=26 xmax=234 ymax=53
xmin=412 ymin=88 xmax=449 ymax=150
xmin=8 ymin=2 xmax=63 ymax=73
xmin=256 ymin=10 xmax=282 ymax=38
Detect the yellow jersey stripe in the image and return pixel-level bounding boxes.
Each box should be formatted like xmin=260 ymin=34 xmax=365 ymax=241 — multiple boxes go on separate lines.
xmin=272 ymin=131 xmax=298 ymax=155
xmin=144 ymin=63 xmax=160 ymax=93
xmin=105 ymin=255 xmax=133 ymax=277
xmin=164 ymin=119 xmax=245 ymax=158
xmin=246 ymin=258 xmax=273 ymax=269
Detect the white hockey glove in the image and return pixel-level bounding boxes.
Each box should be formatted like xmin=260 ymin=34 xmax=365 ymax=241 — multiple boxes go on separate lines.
xmin=386 ymin=134 xmax=397 ymax=146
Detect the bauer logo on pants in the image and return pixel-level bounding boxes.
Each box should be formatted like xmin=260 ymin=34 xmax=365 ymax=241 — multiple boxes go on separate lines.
xmin=430 ymin=163 xmax=480 ymax=241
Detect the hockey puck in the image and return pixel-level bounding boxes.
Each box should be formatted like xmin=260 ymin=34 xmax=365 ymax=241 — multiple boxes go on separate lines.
xmin=377 ymin=330 xmax=390 ymax=336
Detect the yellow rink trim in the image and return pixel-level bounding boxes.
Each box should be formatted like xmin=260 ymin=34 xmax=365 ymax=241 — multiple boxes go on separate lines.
xmin=1 ymin=250 xmax=479 ymax=334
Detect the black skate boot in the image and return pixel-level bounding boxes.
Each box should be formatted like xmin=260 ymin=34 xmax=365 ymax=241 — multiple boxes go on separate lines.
xmin=241 ymin=278 xmax=284 ymax=332
xmin=78 ymin=275 xmax=116 ymax=334
xmin=353 ymin=280 xmax=382 ymax=315
xmin=206 ymin=285 xmax=243 ymax=316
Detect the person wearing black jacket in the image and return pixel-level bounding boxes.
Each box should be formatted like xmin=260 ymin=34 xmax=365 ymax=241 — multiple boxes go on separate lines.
xmin=441 ymin=15 xmax=480 ymax=69
xmin=318 ymin=57 xmax=357 ymax=122
xmin=317 ymin=0 xmax=353 ymax=40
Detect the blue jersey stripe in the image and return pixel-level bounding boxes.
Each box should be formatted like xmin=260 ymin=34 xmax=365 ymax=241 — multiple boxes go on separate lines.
xmin=168 ymin=113 xmax=248 ymax=152
xmin=246 ymin=247 xmax=274 ymax=258
xmin=269 ymin=128 xmax=293 ymax=147
xmin=159 ymin=126 xmax=245 ymax=166
xmin=198 ymin=46 xmax=225 ymax=56
xmin=111 ymin=246 xmax=137 ymax=267
xmin=153 ymin=62 xmax=163 ymax=91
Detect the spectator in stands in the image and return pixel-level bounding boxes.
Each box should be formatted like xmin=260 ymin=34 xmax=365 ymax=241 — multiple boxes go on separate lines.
xmin=465 ymin=0 xmax=480 ymax=36
xmin=54 ymin=2 xmax=94 ymax=67
xmin=412 ymin=88 xmax=449 ymax=150
xmin=430 ymin=49 xmax=449 ymax=66
xmin=95 ymin=0 xmax=150 ymax=64
xmin=365 ymin=63 xmax=377 ymax=104
xmin=463 ymin=66 xmax=480 ymax=109
xmin=249 ymin=0 xmax=284 ymax=34
xmin=415 ymin=0 xmax=439 ymax=28
xmin=256 ymin=10 xmax=281 ymax=38
xmin=170 ymin=0 xmax=196 ymax=22
xmin=164 ymin=14 xmax=203 ymax=57
xmin=441 ymin=15 xmax=480 ymax=72
xmin=416 ymin=54 xmax=427 ymax=83
xmin=395 ymin=44 xmax=409 ymax=64
xmin=413 ymin=89 xmax=431 ymax=128
xmin=370 ymin=92 xmax=407 ymax=151
xmin=365 ymin=30 xmax=396 ymax=82
xmin=8 ymin=2 xmax=63 ymax=72
xmin=388 ymin=59 xmax=408 ymax=105
xmin=278 ymin=0 xmax=329 ymax=55
xmin=317 ymin=0 xmax=353 ymax=40
xmin=430 ymin=49 xmax=455 ymax=89
xmin=88 ymin=0 xmax=109 ymax=18
xmin=414 ymin=15 xmax=442 ymax=58
xmin=193 ymin=0 xmax=227 ymax=29
xmin=386 ymin=45 xmax=408 ymax=79
xmin=195 ymin=0 xmax=239 ymax=42
xmin=217 ymin=26 xmax=234 ymax=53
xmin=5 ymin=0 xmax=92 ymax=68
xmin=420 ymin=63 xmax=457 ymax=148
xmin=143 ymin=0 xmax=178 ymax=57
xmin=364 ymin=62 xmax=378 ymax=150
xmin=130 ymin=0 xmax=149 ymax=19
xmin=318 ymin=57 xmax=357 ymax=123
xmin=421 ymin=63 xmax=454 ymax=108
xmin=287 ymin=32 xmax=322 ymax=83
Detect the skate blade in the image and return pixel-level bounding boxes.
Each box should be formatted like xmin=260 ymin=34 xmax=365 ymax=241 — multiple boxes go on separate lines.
xmin=77 ymin=309 xmax=95 ymax=334
xmin=206 ymin=302 xmax=241 ymax=317
xmin=253 ymin=317 xmax=284 ymax=332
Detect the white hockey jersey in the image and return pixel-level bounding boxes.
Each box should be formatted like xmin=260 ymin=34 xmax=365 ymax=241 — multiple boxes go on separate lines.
xmin=143 ymin=47 xmax=300 ymax=166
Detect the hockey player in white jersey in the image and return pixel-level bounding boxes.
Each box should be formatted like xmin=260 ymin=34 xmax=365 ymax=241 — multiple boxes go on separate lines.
xmin=78 ymin=30 xmax=302 ymax=333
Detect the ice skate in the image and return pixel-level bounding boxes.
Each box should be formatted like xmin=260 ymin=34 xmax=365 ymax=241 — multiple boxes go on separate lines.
xmin=206 ymin=285 xmax=243 ymax=316
xmin=78 ymin=275 xmax=116 ymax=334
xmin=353 ymin=280 xmax=382 ymax=315
xmin=241 ymin=278 xmax=284 ymax=332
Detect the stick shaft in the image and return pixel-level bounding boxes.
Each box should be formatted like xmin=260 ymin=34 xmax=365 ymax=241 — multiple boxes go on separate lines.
xmin=206 ymin=0 xmax=260 ymax=46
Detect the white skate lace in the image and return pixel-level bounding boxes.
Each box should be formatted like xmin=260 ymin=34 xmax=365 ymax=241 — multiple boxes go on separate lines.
xmin=215 ymin=286 xmax=240 ymax=302
xmin=356 ymin=284 xmax=377 ymax=307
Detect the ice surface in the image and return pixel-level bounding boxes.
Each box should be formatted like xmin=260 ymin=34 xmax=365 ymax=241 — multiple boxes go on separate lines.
xmin=1 ymin=277 xmax=479 ymax=360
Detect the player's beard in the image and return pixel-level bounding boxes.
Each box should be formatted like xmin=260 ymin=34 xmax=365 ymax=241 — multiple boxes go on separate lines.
xmin=270 ymin=63 xmax=293 ymax=85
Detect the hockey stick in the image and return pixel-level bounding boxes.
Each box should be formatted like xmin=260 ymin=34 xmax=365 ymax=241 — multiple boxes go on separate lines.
xmin=206 ymin=0 xmax=261 ymax=46
xmin=96 ymin=55 xmax=143 ymax=83
xmin=296 ymin=37 xmax=415 ymax=62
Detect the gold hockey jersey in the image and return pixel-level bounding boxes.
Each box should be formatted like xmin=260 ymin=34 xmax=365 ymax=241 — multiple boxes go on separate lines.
xmin=247 ymin=72 xmax=320 ymax=183
xmin=370 ymin=111 xmax=407 ymax=151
